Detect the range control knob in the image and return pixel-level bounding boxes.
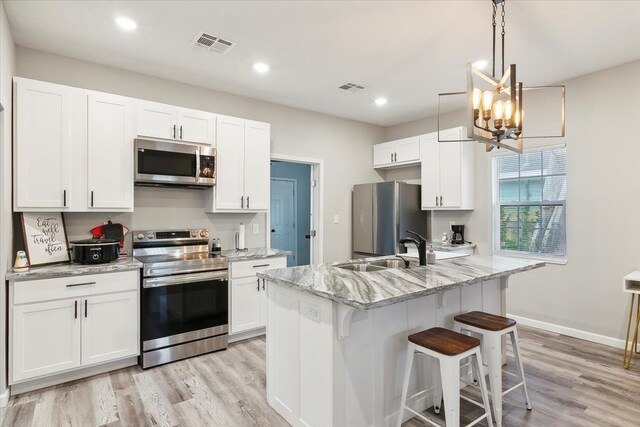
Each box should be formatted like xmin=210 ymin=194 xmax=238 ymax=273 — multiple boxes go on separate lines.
xmin=146 ymin=232 xmax=154 ymax=239
xmin=190 ymin=230 xmax=197 ymax=238
xmin=200 ymin=230 xmax=209 ymax=238
xmin=136 ymin=233 xmax=145 ymax=240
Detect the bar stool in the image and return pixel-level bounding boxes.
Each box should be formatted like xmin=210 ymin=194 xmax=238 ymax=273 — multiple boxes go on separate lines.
xmin=397 ymin=327 xmax=494 ymax=427
xmin=454 ymin=311 xmax=532 ymax=427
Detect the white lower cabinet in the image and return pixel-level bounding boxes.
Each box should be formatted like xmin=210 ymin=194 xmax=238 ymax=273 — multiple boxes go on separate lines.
xmin=81 ymin=291 xmax=138 ymax=366
xmin=12 ymin=299 xmax=81 ymax=383
xmin=230 ymin=257 xmax=287 ymax=335
xmin=10 ymin=270 xmax=139 ymax=384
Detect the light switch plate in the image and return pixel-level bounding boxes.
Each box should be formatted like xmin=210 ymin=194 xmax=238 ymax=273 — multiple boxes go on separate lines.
xmin=252 ymin=224 xmax=259 ymax=234
xmin=333 ymin=214 xmax=339 ymax=224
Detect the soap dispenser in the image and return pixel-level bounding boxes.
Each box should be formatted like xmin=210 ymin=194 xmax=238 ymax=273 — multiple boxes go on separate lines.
xmin=427 ymin=245 xmax=436 ymax=265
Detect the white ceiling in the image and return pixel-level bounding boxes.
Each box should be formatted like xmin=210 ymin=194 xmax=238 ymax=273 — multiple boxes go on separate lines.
xmin=4 ymin=1 xmax=640 ymax=126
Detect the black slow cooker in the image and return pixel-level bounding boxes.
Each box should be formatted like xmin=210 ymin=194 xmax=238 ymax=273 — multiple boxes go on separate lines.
xmin=69 ymin=239 xmax=120 ymax=264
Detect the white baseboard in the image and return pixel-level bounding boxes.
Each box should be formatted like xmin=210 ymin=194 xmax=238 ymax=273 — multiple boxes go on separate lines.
xmin=229 ymin=327 xmax=265 ymax=344
xmin=0 ymin=388 xmax=9 ymax=407
xmin=508 ymin=313 xmax=626 ymax=350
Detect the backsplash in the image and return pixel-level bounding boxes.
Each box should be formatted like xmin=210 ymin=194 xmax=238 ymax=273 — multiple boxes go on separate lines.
xmin=55 ymin=187 xmax=267 ymax=253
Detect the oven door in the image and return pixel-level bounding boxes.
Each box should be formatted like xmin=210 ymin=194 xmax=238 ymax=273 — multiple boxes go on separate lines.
xmin=141 ymin=270 xmax=228 ymax=351
xmin=135 ymin=138 xmax=215 ymax=187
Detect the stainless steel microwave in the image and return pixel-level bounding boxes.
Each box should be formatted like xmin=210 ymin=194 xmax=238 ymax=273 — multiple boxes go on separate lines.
xmin=134 ymin=138 xmax=216 ymax=188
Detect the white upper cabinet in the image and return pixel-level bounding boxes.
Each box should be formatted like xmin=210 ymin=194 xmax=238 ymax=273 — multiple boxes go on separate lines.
xmin=244 ymin=120 xmax=271 ymax=210
xmin=136 ymin=100 xmax=215 ymax=145
xmin=135 ymin=101 xmax=177 ymax=140
xmin=373 ymin=136 xmax=420 ymax=169
xmin=87 ymin=93 xmax=134 ymax=209
xmin=14 ymin=78 xmax=72 ymax=210
xmin=208 ymin=116 xmax=270 ymax=212
xmin=420 ymin=127 xmax=474 ymax=210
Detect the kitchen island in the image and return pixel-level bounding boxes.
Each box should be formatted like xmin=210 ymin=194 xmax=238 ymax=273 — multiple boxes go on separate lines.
xmin=257 ymin=255 xmax=544 ymax=427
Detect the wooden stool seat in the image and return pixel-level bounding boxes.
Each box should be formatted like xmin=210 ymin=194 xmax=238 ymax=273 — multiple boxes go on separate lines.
xmin=454 ymin=310 xmax=516 ymax=331
xmin=408 ymin=327 xmax=480 ymax=356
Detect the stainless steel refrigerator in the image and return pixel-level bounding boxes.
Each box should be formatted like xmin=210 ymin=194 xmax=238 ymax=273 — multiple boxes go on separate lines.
xmin=352 ymin=181 xmax=430 ymax=258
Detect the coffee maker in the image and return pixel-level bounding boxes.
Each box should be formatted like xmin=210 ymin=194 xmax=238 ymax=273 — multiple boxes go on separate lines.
xmin=451 ymin=225 xmax=465 ymax=245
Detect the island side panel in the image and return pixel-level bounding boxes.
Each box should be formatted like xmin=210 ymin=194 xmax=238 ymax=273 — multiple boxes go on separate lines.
xmin=266 ymin=281 xmax=334 ymax=427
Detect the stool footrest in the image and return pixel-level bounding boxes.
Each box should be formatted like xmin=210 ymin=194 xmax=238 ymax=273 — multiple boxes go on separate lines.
xmin=404 ymin=407 xmax=441 ymax=427
xmin=460 ymin=394 xmax=488 ymax=410
xmin=502 ymin=381 xmax=524 ymax=396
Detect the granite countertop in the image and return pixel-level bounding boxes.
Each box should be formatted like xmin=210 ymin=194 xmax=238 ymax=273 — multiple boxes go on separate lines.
xmin=257 ymin=255 xmax=545 ymax=310
xmin=427 ymin=241 xmax=477 ymax=252
xmin=222 ymin=248 xmax=291 ymax=262
xmin=6 ymin=257 xmax=143 ymax=282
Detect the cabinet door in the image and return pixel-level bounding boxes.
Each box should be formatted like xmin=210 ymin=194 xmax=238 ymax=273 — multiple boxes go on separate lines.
xmin=373 ymin=142 xmax=395 ymax=167
xmin=177 ymin=108 xmax=215 ymax=145
xmin=231 ymin=276 xmax=261 ymax=334
xmin=87 ymin=93 xmax=134 ymax=209
xmin=243 ymin=120 xmax=270 ymax=210
xmin=215 ymin=115 xmax=245 ymax=210
xmin=12 ymin=299 xmax=81 ymax=382
xmin=394 ymin=137 xmax=421 ymax=164
xmin=438 ymin=141 xmax=462 ymax=208
xmin=420 ymin=134 xmax=440 ymax=209
xmin=136 ymin=100 xmax=177 ymax=140
xmin=81 ymin=291 xmax=138 ymax=366
xmin=14 ymin=79 xmax=72 ymax=209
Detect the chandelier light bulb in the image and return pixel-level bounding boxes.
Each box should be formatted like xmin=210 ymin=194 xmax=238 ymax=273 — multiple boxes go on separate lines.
xmin=472 ymin=88 xmax=482 ymax=110
xmin=482 ymin=91 xmax=493 ymax=112
xmin=493 ymin=100 xmax=504 ymax=120
xmin=504 ymin=101 xmax=513 ymax=127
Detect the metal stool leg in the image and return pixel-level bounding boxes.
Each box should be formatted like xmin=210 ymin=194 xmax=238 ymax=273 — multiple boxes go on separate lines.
xmin=510 ymin=328 xmax=532 ymax=410
xmin=473 ymin=348 xmax=494 ymax=427
xmin=439 ymin=357 xmax=461 ymax=427
xmin=432 ymin=358 xmax=442 ymax=414
xmin=397 ymin=343 xmax=415 ymax=427
xmin=485 ymin=332 xmax=503 ymax=427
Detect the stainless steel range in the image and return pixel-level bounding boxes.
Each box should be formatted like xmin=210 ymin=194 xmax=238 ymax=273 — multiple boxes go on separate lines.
xmin=133 ymin=228 xmax=228 ymax=369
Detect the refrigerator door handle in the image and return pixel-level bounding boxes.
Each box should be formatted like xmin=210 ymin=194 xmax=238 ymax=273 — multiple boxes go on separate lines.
xmin=372 ymin=185 xmax=378 ymax=253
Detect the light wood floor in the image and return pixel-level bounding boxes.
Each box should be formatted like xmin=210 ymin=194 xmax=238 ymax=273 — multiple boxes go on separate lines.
xmin=2 ymin=326 xmax=640 ymax=427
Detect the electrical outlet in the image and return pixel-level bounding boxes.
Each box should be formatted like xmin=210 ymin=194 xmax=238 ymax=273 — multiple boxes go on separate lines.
xmin=252 ymin=224 xmax=259 ymax=234
xmin=333 ymin=214 xmax=339 ymax=224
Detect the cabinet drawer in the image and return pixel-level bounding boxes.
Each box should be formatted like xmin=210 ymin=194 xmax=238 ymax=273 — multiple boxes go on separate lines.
xmin=14 ymin=270 xmax=139 ymax=305
xmin=231 ymin=257 xmax=287 ymax=279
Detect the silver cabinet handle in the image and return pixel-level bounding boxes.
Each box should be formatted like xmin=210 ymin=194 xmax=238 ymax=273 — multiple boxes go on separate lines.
xmin=63 ymin=190 xmax=67 ymax=207
xmin=85 ymin=299 xmax=88 ymax=318
xmin=66 ymin=281 xmax=97 ymax=288
xmin=180 ymin=125 xmax=183 ymax=140
xmin=252 ymin=264 xmax=270 ymax=268
xmin=91 ymin=191 xmax=94 ymax=207
xmin=390 ymin=153 xmax=393 ymax=162
xmin=247 ymin=196 xmax=250 ymax=209
xmin=262 ymin=279 xmax=265 ymax=291
xmin=440 ymin=195 xmax=443 ymax=206
xmin=394 ymin=153 xmax=397 ymax=162
xmin=241 ymin=196 xmax=244 ymax=209
xmin=173 ymin=124 xmax=176 ymax=139
xmin=74 ymin=300 xmax=78 ymax=319
xmin=435 ymin=196 xmax=439 ymax=207
xmin=257 ymin=278 xmax=260 ymax=291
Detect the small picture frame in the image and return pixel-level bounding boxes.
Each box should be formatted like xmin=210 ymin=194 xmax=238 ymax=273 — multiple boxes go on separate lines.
xmin=20 ymin=212 xmax=70 ymax=266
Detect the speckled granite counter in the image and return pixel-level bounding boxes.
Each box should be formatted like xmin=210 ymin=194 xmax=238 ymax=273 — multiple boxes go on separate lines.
xmin=222 ymin=248 xmax=291 ymax=262
xmin=6 ymin=257 xmax=143 ymax=282
xmin=427 ymin=241 xmax=476 ymax=252
xmin=257 ymin=255 xmax=544 ymax=310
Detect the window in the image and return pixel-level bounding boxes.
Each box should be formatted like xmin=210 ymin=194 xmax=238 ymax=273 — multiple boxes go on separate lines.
xmin=494 ymin=146 xmax=566 ymax=260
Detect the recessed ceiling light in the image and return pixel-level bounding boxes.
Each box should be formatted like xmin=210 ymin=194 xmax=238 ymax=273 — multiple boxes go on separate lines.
xmin=116 ymin=16 xmax=137 ymax=31
xmin=374 ymin=97 xmax=387 ymax=107
xmin=473 ymin=59 xmax=488 ymax=70
xmin=253 ymin=63 xmax=270 ymax=74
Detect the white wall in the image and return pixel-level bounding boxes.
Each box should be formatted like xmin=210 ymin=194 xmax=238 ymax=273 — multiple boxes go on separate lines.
xmin=0 ymin=0 xmax=15 ymax=404
xmin=385 ymin=59 xmax=640 ymax=342
xmin=15 ymin=46 xmax=385 ymax=262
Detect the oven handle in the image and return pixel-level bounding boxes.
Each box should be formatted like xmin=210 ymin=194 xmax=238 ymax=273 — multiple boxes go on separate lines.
xmin=143 ymin=271 xmax=228 ymax=289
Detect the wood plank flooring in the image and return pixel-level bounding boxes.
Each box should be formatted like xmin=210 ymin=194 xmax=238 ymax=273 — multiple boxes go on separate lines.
xmin=2 ymin=326 xmax=640 ymax=427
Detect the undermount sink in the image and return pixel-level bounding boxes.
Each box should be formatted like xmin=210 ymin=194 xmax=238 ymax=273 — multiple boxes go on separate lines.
xmin=334 ymin=263 xmax=387 ymax=272
xmin=368 ymin=259 xmax=406 ymax=269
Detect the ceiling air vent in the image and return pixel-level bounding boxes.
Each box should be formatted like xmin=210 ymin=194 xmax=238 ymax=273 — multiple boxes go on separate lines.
xmin=192 ymin=31 xmax=235 ymax=54
xmin=338 ymin=83 xmax=366 ymax=93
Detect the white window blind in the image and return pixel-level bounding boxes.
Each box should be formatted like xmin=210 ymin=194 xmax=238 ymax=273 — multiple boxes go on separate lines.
xmin=494 ymin=146 xmax=566 ymax=259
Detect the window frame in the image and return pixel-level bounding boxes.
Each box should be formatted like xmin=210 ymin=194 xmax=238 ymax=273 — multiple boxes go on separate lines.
xmin=491 ymin=144 xmax=567 ymax=264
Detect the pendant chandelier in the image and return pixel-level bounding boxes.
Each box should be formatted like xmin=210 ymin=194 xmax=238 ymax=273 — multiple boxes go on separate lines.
xmin=438 ymin=0 xmax=565 ymax=154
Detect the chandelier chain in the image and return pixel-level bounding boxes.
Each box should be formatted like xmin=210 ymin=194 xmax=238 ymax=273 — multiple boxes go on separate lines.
xmin=501 ymin=1 xmax=506 ymax=76
xmin=492 ymin=2 xmax=497 ymax=78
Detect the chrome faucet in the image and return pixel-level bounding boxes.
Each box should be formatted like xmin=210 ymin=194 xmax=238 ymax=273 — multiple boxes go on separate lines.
xmin=399 ymin=229 xmax=428 ymax=266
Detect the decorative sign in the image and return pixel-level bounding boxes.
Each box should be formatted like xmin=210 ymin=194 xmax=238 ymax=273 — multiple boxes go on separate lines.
xmin=20 ymin=212 xmax=70 ymax=266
